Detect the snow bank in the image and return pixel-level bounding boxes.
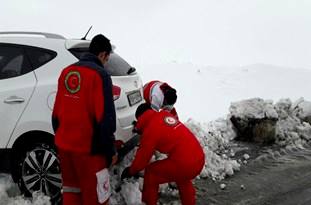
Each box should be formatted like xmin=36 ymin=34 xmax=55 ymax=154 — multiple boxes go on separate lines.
xmin=120 ymin=181 xmax=142 ymax=205
xmin=107 ymin=117 xmax=242 ymax=204
xmin=185 ymin=118 xmax=240 ymax=180
xmin=291 ymin=97 xmax=311 ymax=120
xmin=108 ymin=149 xmax=143 ymax=205
xmin=229 ymin=97 xmax=311 ymax=148
xmin=230 ymin=98 xmax=278 ymax=119
xmin=0 ymin=179 xmax=50 ymax=205
xmin=275 ymin=98 xmax=311 ymax=147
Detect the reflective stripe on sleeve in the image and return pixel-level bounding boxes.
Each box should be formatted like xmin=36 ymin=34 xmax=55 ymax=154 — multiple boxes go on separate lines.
xmin=63 ymin=186 xmax=81 ymax=193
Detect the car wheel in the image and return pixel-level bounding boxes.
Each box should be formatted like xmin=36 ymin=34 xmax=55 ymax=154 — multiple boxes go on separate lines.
xmin=13 ymin=142 xmax=62 ymax=204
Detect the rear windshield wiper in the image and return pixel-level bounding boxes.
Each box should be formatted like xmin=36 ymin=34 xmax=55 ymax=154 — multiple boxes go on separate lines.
xmin=127 ymin=67 xmax=136 ymax=75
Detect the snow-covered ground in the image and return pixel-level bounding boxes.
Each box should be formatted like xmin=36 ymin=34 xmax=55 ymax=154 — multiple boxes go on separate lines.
xmin=1 ymin=63 xmax=311 ymax=204
xmin=137 ymin=63 xmax=311 ymax=122
xmin=0 ymin=174 xmax=50 ymax=205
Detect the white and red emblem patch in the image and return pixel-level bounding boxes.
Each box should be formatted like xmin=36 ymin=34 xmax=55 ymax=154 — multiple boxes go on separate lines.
xmin=164 ymin=116 xmax=177 ymax=126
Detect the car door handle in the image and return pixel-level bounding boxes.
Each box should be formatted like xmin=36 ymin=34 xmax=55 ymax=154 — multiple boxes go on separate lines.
xmin=4 ymin=96 xmax=25 ymax=104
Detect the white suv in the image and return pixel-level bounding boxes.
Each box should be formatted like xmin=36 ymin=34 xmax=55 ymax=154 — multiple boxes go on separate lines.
xmin=0 ymin=31 xmax=143 ymax=202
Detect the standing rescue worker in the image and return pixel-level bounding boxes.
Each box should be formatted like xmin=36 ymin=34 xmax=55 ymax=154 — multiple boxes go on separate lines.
xmin=121 ymin=103 xmax=205 ymax=205
xmin=143 ymin=80 xmax=179 ymax=119
xmin=52 ymin=34 xmax=117 ymax=205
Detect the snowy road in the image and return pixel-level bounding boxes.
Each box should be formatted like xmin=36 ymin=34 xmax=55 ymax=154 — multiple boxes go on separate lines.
xmin=195 ymin=143 xmax=311 ymax=205
xmin=2 ymin=144 xmax=311 ymax=204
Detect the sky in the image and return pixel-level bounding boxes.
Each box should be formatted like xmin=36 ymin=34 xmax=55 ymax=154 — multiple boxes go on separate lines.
xmin=1 ymin=0 xmax=311 ymax=68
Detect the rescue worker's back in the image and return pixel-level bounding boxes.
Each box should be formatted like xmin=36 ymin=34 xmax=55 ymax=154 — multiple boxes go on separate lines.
xmin=54 ymin=65 xmax=105 ymax=153
xmin=130 ymin=109 xmax=204 ymax=175
xmin=124 ymin=105 xmax=205 ymax=205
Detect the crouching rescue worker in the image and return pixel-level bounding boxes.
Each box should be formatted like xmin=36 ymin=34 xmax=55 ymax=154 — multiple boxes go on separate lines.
xmin=52 ymin=34 xmax=117 ymax=205
xmin=121 ymin=103 xmax=205 ymax=205
xmin=143 ymin=80 xmax=179 ymax=119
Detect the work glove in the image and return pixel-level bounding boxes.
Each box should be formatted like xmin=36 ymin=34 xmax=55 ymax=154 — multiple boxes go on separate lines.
xmin=111 ymin=154 xmax=118 ymax=166
xmin=121 ymin=167 xmax=141 ymax=181
xmin=132 ymin=120 xmax=137 ymax=125
xmin=132 ymin=120 xmax=141 ymax=134
xmin=121 ymin=167 xmax=132 ymax=180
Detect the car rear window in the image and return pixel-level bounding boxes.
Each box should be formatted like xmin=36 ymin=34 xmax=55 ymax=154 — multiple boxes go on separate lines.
xmin=69 ymin=48 xmax=135 ymax=76
xmin=25 ymin=47 xmax=57 ymax=69
xmin=0 ymin=43 xmax=57 ymax=79
xmin=0 ymin=45 xmax=32 ymax=79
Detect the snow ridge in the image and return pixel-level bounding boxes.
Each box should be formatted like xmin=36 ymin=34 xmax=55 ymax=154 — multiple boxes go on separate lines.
xmin=186 ymin=118 xmax=240 ymax=180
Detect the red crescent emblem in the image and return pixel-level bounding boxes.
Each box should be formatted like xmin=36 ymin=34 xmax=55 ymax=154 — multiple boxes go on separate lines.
xmin=65 ymin=71 xmax=81 ymax=94
xmin=103 ymin=181 xmax=109 ymax=191
xmin=164 ymin=116 xmax=177 ymax=126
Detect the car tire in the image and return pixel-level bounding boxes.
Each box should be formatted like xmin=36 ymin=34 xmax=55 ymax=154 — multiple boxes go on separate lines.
xmin=11 ymin=141 xmax=62 ymax=204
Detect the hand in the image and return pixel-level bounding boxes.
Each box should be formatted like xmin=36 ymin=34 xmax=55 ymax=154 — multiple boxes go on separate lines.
xmin=132 ymin=127 xmax=140 ymax=134
xmin=111 ymin=154 xmax=118 ymax=166
xmin=132 ymin=121 xmax=141 ymax=134
xmin=121 ymin=167 xmax=132 ymax=180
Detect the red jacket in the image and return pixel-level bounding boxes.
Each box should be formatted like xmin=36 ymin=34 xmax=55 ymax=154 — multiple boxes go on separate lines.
xmin=129 ymin=109 xmax=205 ymax=175
xmin=52 ymin=54 xmax=116 ymax=162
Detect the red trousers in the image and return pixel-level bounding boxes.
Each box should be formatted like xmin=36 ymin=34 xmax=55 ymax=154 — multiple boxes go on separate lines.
xmin=142 ymin=157 xmax=204 ymax=205
xmin=58 ymin=149 xmax=108 ymax=205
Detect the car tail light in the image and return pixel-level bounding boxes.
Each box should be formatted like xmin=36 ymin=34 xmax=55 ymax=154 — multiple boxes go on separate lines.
xmin=113 ymin=85 xmax=121 ymax=101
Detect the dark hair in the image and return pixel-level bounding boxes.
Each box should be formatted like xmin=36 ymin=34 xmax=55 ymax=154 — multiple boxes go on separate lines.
xmin=135 ymin=103 xmax=151 ymax=119
xmin=164 ymin=88 xmax=177 ymax=105
xmin=89 ymin=34 xmax=112 ymax=56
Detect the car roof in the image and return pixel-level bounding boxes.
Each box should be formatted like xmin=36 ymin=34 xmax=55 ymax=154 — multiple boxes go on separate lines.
xmin=0 ymin=31 xmax=65 ymax=39
xmin=0 ymin=32 xmax=90 ymax=50
xmin=0 ymin=32 xmax=115 ymax=51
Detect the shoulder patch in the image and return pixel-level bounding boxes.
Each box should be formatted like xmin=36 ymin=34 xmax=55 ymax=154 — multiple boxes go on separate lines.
xmin=65 ymin=71 xmax=81 ymax=94
xmin=164 ymin=116 xmax=177 ymax=126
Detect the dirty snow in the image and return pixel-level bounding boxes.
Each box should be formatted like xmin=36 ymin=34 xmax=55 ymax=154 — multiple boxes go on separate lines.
xmin=230 ymin=98 xmax=278 ymax=119
xmin=220 ymin=184 xmax=226 ymax=190
xmin=0 ymin=174 xmax=50 ymax=205
xmin=185 ymin=118 xmax=240 ymax=180
xmin=228 ymin=97 xmax=311 ymax=149
xmin=274 ymin=98 xmax=311 ymax=147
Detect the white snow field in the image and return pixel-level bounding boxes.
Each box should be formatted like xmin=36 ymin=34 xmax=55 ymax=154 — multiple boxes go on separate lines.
xmin=137 ymin=63 xmax=311 ymax=122
xmin=1 ymin=63 xmax=311 ymax=204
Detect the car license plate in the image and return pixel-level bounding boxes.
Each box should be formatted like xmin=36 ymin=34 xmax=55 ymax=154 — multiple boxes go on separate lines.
xmin=127 ymin=91 xmax=142 ymax=106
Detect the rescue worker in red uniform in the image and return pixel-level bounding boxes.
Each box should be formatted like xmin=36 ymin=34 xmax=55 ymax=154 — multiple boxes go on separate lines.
xmin=52 ymin=34 xmax=117 ymax=205
xmin=143 ymin=80 xmax=179 ymax=119
xmin=121 ymin=103 xmax=205 ymax=205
